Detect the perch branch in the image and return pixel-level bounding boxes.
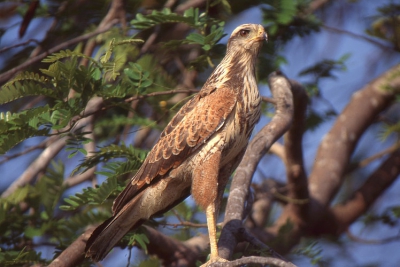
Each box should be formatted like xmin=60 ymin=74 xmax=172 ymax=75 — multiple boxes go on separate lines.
xmin=48 ymin=227 xmax=95 ymax=267
xmin=218 ymin=71 xmax=293 ymax=260
xmin=210 ymin=256 xmax=297 ymax=267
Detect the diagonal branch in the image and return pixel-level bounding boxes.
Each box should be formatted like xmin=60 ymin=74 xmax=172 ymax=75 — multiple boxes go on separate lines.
xmin=330 ymin=149 xmax=400 ymax=233
xmin=1 ymin=137 xmax=67 ymax=198
xmin=218 ymin=71 xmax=293 ymax=260
xmin=48 ymin=228 xmax=95 ymax=267
xmin=49 ymin=225 xmax=208 ymax=267
xmin=308 ymin=64 xmax=400 ymax=212
xmin=0 ymin=21 xmax=117 ymax=85
xmin=1 ymin=97 xmax=103 ymax=198
xmin=144 ymin=226 xmax=208 ymax=266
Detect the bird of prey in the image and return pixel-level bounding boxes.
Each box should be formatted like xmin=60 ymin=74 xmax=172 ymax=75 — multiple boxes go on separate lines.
xmin=85 ymin=23 xmax=267 ymax=265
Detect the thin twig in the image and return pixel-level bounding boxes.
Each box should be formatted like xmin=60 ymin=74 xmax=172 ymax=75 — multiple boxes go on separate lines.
xmin=322 ymin=24 xmax=394 ymax=51
xmin=346 ymin=143 xmax=400 ymax=174
xmin=0 ymin=136 xmax=57 ymax=164
xmin=0 ymin=19 xmax=118 ymax=84
xmin=161 ymin=221 xmax=210 ymax=228
xmin=346 ymin=229 xmax=400 ymax=245
xmin=124 ymin=88 xmax=199 ymax=103
xmin=262 ymin=96 xmax=276 ymax=104
xmin=0 ymin=39 xmax=40 ymax=53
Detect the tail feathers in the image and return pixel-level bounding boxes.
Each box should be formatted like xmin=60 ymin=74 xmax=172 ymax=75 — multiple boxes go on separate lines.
xmin=85 ymin=194 xmax=145 ymax=261
xmin=85 ymin=175 xmax=192 ymax=261
xmin=85 ymin=217 xmax=115 ymax=261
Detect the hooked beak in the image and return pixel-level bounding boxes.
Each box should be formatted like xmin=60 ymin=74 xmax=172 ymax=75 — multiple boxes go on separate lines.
xmin=249 ymin=29 xmax=268 ymax=43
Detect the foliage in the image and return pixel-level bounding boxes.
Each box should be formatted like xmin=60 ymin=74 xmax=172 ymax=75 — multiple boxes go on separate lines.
xmin=0 ymin=161 xmax=66 ymax=266
xmin=0 ymin=5 xmax=232 ymax=266
xmin=293 ymin=240 xmax=324 ymax=266
xmin=0 ymin=0 xmax=399 ymax=266
xmin=367 ymin=3 xmax=400 ymax=51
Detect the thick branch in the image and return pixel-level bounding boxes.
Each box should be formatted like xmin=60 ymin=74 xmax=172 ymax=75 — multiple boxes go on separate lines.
xmin=246 ymin=179 xmax=283 ymax=229
xmin=218 ymin=71 xmax=293 ymax=260
xmin=48 ymin=227 xmax=95 ymax=267
xmin=49 ymin=225 xmax=208 ymax=267
xmin=259 ymin=81 xmax=309 ymax=253
xmin=330 ymin=149 xmax=400 ymax=233
xmin=1 ymin=137 xmax=67 ymax=198
xmin=144 ymin=226 xmax=208 ymax=267
xmin=308 ymin=64 xmax=400 ymax=211
xmin=283 ymin=80 xmax=309 ymax=221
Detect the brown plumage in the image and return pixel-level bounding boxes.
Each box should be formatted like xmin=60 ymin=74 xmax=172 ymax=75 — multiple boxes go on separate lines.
xmin=85 ymin=24 xmax=267 ymax=264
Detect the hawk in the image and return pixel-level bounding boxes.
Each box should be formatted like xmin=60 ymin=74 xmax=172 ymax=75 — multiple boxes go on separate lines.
xmin=85 ymin=24 xmax=267 ymax=265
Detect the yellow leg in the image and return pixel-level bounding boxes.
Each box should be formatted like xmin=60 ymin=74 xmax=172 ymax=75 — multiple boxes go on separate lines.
xmin=206 ymin=203 xmax=219 ymax=259
xmin=201 ymin=203 xmax=228 ymax=266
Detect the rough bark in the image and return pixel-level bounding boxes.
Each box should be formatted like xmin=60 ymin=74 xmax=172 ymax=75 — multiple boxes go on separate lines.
xmin=218 ymin=71 xmax=294 ymax=260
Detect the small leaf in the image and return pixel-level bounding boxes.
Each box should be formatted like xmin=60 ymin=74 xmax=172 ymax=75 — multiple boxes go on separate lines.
xmin=202 ymin=44 xmax=211 ymax=51
xmin=68 ymin=151 xmax=78 ymax=159
xmin=186 ymin=33 xmax=205 ymax=44
xmin=141 ymin=79 xmax=153 ymax=88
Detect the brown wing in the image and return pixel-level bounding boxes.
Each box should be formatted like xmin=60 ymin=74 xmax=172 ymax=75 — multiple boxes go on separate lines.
xmin=112 ymin=86 xmax=237 ymax=214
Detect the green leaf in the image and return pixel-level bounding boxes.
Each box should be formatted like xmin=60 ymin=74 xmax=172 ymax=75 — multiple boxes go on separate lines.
xmin=202 ymin=44 xmax=211 ymax=51
xmin=131 ymin=8 xmax=201 ymax=30
xmin=0 ymin=128 xmax=50 ymax=154
xmin=72 ymin=143 xmax=147 ymax=175
xmin=186 ymin=33 xmax=205 ymax=44
xmin=42 ymin=49 xmax=99 ymax=65
xmin=60 ymin=177 xmax=119 ymax=211
xmin=141 ymin=79 xmax=153 ymax=88
xmin=0 ymin=80 xmax=58 ymax=105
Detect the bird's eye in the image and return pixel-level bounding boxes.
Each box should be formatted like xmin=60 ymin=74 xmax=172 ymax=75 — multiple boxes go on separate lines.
xmin=239 ymin=30 xmax=250 ymax=37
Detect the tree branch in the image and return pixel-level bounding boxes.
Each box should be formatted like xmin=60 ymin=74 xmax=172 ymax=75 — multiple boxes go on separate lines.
xmin=218 ymin=71 xmax=293 ymax=260
xmin=210 ymin=256 xmax=297 ymax=267
xmin=2 ymin=97 xmax=103 ymax=198
xmin=144 ymin=226 xmax=208 ymax=267
xmin=80 ymin=0 xmax=126 ymax=67
xmin=48 ymin=227 xmax=95 ymax=267
xmin=308 ymin=64 xmax=400 ymax=215
xmin=345 ymin=143 xmax=400 ymax=174
xmin=260 ymin=81 xmax=309 ymax=253
xmin=330 ymin=149 xmax=400 ymax=233
xmin=1 ymin=137 xmax=67 ymax=198
xmin=282 ymin=80 xmax=309 ymax=221
xmin=0 ymin=20 xmax=117 ymax=85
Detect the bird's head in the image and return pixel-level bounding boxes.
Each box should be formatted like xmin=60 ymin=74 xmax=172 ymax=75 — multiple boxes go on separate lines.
xmin=227 ymin=24 xmax=267 ymax=53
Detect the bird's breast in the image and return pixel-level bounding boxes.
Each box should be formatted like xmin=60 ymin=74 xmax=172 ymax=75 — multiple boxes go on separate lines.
xmin=221 ymin=85 xmax=261 ymax=165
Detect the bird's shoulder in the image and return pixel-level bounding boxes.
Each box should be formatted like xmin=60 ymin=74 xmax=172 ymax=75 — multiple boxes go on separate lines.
xmin=112 ymin=85 xmax=237 ymax=215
